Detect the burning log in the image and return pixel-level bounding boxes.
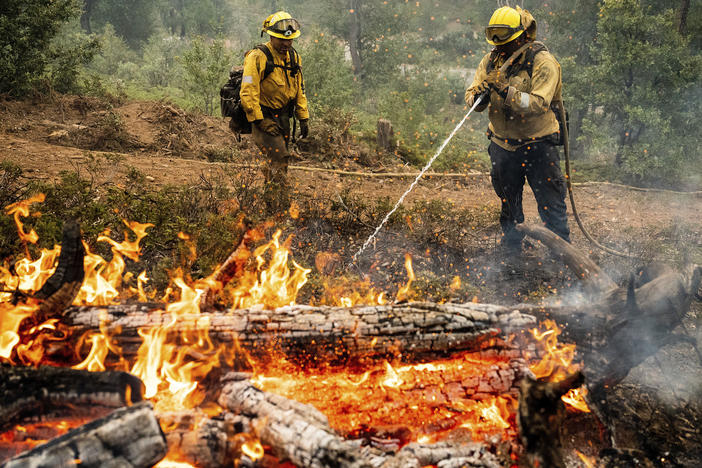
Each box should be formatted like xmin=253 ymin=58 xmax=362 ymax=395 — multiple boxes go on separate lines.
xmin=516 ymin=223 xmax=702 ymax=459
xmin=515 ymin=224 xmax=702 ymax=391
xmin=63 ymin=302 xmax=535 ymax=363
xmin=218 ymin=374 xmax=504 ymax=468
xmin=0 ymin=364 xmax=144 ymax=431
xmin=219 ymin=374 xmax=373 ymax=468
xmin=199 ymin=225 xmax=260 ymax=308
xmin=1 ymin=402 xmax=167 ymax=468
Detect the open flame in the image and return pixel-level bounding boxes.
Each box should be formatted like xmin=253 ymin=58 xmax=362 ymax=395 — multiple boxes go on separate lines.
xmin=1 ymin=194 xmax=594 ymax=466
xmin=528 ymin=319 xmax=590 ymax=412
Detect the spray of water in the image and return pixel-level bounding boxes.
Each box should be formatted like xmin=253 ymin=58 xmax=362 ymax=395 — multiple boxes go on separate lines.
xmin=350 ymin=95 xmax=485 ymax=266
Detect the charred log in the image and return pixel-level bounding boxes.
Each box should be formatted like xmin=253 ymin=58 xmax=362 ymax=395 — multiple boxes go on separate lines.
xmin=0 ymin=364 xmax=143 ymax=432
xmin=160 ymin=410 xmax=230 ymax=468
xmin=63 ymin=302 xmax=535 ymax=364
xmin=1 ymin=402 xmax=167 ymax=468
xmin=517 ymin=371 xmax=584 ymax=468
xmin=219 ymin=374 xmax=373 ymax=468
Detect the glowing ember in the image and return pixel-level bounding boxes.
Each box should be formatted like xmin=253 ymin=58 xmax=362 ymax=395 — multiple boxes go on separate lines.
xmin=576 ymin=450 xmax=596 ymax=467
xmin=251 ymin=352 xmax=519 ymax=443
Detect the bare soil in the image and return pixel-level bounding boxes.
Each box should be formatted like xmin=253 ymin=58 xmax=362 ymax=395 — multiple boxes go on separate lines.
xmin=1 ymin=95 xmax=699 ymax=244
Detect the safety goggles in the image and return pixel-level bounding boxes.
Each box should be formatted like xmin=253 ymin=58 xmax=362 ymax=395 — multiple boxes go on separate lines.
xmin=485 ymin=24 xmax=524 ymax=43
xmin=268 ymin=18 xmax=301 ymax=37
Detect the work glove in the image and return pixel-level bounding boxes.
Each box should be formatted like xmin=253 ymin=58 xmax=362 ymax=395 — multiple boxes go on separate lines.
xmin=471 ymin=80 xmax=491 ymax=105
xmin=255 ymin=118 xmax=280 ymax=136
xmin=299 ymin=119 xmax=309 ymax=139
xmin=485 ymin=70 xmax=509 ymax=98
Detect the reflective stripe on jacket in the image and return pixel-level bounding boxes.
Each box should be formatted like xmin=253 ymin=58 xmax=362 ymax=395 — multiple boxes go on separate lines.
xmin=240 ymin=42 xmax=309 ymax=122
xmin=465 ymin=46 xmax=561 ymax=150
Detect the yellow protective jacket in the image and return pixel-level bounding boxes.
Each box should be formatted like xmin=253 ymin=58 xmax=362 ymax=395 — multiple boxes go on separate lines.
xmin=240 ymin=42 xmax=309 ymax=122
xmin=465 ymin=43 xmax=562 ymax=151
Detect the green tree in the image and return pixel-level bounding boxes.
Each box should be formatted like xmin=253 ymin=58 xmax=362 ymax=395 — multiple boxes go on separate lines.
xmin=88 ymin=0 xmax=159 ymax=47
xmin=178 ymin=36 xmax=233 ymax=115
xmin=582 ymin=0 xmax=701 ymax=183
xmin=296 ymin=30 xmax=357 ymax=112
xmin=158 ymin=0 xmax=234 ymax=38
xmin=0 ymin=0 xmax=83 ymax=95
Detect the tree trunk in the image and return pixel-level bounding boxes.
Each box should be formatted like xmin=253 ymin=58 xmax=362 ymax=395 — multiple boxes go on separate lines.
xmin=348 ymin=0 xmax=364 ymax=79
xmin=80 ymin=0 xmax=98 ymax=34
xmin=678 ymin=0 xmax=690 ymax=35
xmin=377 ymin=119 xmax=395 ymax=152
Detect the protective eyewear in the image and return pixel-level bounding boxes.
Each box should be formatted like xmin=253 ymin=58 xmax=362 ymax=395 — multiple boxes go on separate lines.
xmin=268 ymin=18 xmax=301 ymax=37
xmin=485 ymin=24 xmax=524 ymax=43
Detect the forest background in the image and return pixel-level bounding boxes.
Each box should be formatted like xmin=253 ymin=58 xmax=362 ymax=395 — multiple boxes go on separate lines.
xmin=2 ymin=0 xmax=701 ymax=188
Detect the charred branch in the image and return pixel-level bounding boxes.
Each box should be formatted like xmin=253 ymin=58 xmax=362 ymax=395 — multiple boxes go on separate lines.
xmin=517 ymin=371 xmax=584 ymax=468
xmin=33 ymin=220 xmax=85 ymax=321
xmin=1 ymin=402 xmax=167 ymax=468
xmin=0 ymin=364 xmax=143 ymax=432
xmin=200 ymin=226 xmax=258 ymax=308
xmin=515 ymin=223 xmax=616 ymax=294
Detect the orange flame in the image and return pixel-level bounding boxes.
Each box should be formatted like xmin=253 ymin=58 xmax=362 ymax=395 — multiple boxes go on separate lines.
xmin=396 ymin=253 xmax=415 ymax=302
xmin=227 ymin=229 xmax=310 ymax=309
xmin=528 ymin=320 xmax=590 ymax=412
xmin=576 ymin=450 xmax=596 ymax=467
xmin=0 ymin=302 xmax=37 ymax=359
xmin=5 ymin=193 xmax=45 ymax=245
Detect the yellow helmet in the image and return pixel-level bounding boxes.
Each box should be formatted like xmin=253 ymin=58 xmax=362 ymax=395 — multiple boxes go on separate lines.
xmin=485 ymin=6 xmax=525 ymax=46
xmin=262 ymin=11 xmax=301 ymax=39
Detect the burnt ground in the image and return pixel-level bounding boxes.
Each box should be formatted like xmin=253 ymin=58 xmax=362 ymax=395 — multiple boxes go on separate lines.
xmin=1 ymin=94 xmax=702 ymax=465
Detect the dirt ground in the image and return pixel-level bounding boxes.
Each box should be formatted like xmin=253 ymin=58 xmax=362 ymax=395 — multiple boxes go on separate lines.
xmin=2 ymin=95 xmax=700 ymax=250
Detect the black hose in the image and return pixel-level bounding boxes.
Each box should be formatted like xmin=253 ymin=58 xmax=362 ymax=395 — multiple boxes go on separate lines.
xmin=556 ymin=100 xmax=636 ymax=259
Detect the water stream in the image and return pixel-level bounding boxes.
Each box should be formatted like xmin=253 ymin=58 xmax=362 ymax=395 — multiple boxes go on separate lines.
xmin=350 ymin=95 xmax=485 ymax=266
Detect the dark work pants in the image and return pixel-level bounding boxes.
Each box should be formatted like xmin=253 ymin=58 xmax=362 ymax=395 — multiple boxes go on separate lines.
xmin=488 ymin=140 xmax=570 ymax=247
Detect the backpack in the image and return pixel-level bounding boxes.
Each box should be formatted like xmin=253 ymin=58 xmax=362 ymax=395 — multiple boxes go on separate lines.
xmin=220 ymin=44 xmax=301 ymax=135
xmin=486 ymin=42 xmax=569 ymax=146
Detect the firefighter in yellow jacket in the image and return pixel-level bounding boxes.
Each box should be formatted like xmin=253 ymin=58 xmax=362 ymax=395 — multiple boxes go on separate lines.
xmin=466 ymin=6 xmax=570 ymax=252
xmin=240 ymin=11 xmax=310 ymax=211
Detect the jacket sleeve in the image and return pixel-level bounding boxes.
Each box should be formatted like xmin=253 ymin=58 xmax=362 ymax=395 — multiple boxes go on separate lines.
xmin=465 ymin=54 xmax=490 ymax=112
xmin=294 ymin=53 xmax=310 ymax=120
xmin=240 ymin=50 xmax=267 ymax=122
xmin=503 ymin=52 xmax=560 ymax=116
